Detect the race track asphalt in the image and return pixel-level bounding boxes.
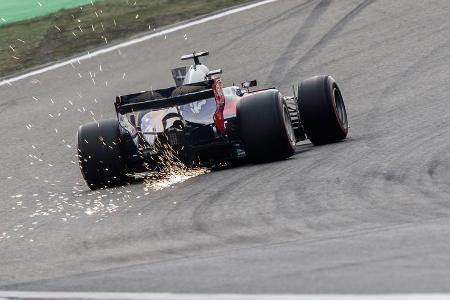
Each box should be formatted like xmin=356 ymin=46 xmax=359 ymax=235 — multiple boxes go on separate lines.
xmin=1 ymin=0 xmax=450 ymax=293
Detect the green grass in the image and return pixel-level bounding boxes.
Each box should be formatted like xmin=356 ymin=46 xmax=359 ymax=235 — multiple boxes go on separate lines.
xmin=0 ymin=0 xmax=251 ymax=78
xmin=0 ymin=0 xmax=95 ymax=25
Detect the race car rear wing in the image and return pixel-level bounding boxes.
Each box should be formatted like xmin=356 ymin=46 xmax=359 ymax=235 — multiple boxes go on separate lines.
xmin=115 ymin=78 xmax=227 ymax=135
xmin=115 ymin=89 xmax=214 ymax=114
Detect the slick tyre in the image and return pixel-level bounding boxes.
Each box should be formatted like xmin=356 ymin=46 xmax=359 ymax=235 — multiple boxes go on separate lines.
xmin=237 ymin=90 xmax=296 ymax=162
xmin=298 ymin=75 xmax=348 ymax=145
xmin=77 ymin=119 xmax=129 ymax=190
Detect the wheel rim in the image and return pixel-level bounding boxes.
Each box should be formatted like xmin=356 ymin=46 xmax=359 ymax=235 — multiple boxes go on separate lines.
xmin=333 ymin=87 xmax=348 ymax=130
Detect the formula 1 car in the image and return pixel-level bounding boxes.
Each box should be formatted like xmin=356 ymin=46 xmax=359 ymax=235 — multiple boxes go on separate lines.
xmin=77 ymin=51 xmax=348 ymax=189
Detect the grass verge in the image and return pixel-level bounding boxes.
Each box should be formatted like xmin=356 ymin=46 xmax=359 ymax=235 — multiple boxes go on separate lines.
xmin=0 ymin=0 xmax=252 ymax=78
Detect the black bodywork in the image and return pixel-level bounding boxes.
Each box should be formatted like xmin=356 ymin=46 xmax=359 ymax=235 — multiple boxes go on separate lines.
xmin=114 ymin=80 xmax=304 ymax=171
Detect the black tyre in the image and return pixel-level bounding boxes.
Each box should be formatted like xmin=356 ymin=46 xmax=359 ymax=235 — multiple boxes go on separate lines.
xmin=77 ymin=119 xmax=129 ymax=190
xmin=298 ymin=75 xmax=348 ymax=145
xmin=237 ymin=90 xmax=296 ymax=162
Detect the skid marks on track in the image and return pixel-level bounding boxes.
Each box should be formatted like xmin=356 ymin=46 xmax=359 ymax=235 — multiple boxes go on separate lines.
xmin=217 ymin=0 xmax=317 ymax=54
xmin=266 ymin=0 xmax=333 ymax=85
xmin=281 ymin=0 xmax=378 ymax=81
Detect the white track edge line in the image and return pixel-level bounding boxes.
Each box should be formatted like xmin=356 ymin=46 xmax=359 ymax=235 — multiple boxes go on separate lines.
xmin=0 ymin=0 xmax=278 ymax=87
xmin=0 ymin=292 xmax=450 ymax=300
xmin=1 ymin=292 xmax=450 ymax=300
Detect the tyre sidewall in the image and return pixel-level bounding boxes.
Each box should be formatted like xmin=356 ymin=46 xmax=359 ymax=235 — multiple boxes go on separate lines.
xmin=77 ymin=119 xmax=128 ymax=189
xmin=299 ymin=75 xmax=348 ymax=145
xmin=237 ymin=90 xmax=295 ymax=162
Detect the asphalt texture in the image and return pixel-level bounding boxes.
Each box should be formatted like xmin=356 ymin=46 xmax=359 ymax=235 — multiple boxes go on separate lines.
xmin=1 ymin=0 xmax=450 ymax=293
